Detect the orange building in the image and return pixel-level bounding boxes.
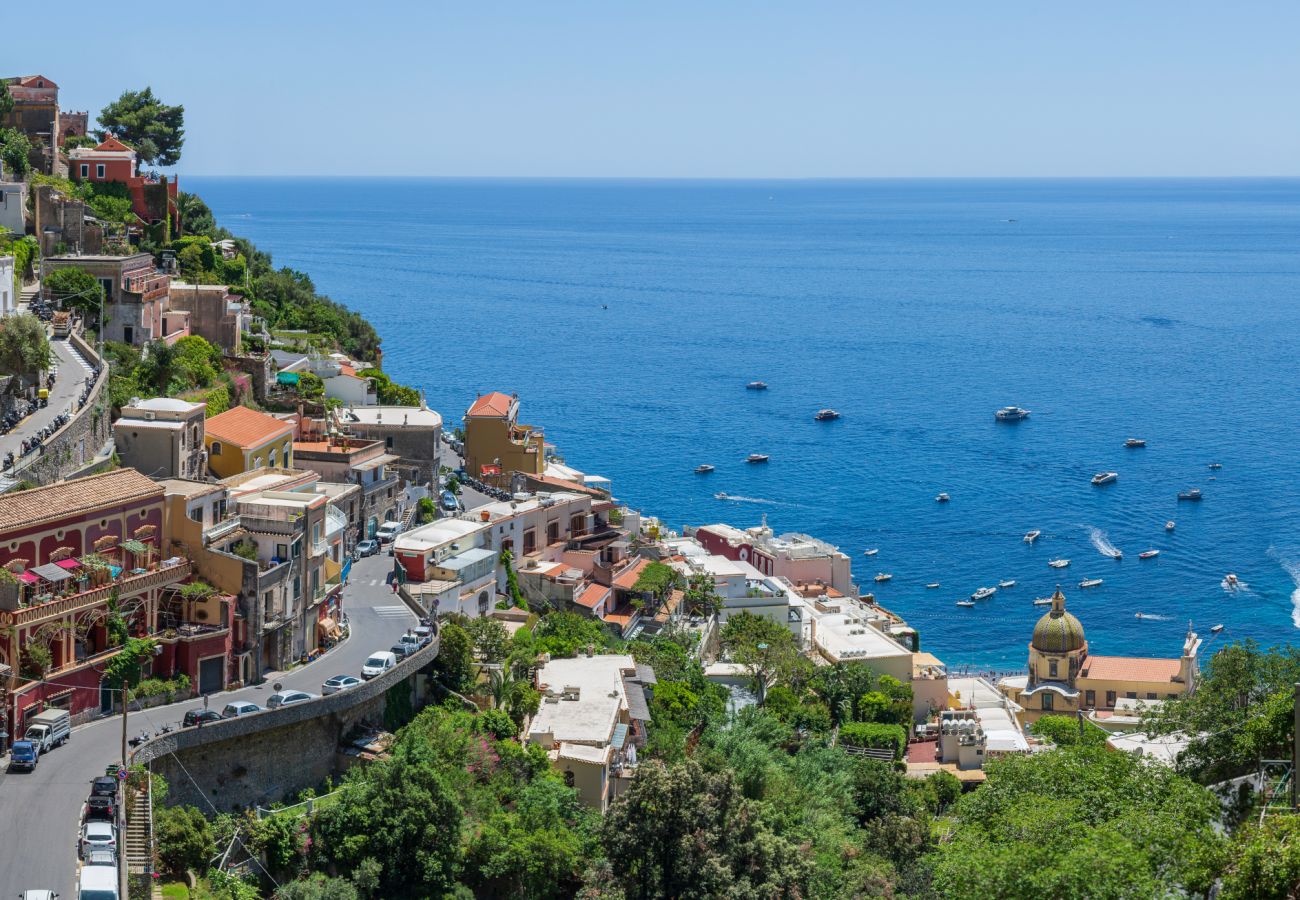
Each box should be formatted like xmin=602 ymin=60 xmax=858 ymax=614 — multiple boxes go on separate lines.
xmin=463 ymin=391 xmax=546 ymax=485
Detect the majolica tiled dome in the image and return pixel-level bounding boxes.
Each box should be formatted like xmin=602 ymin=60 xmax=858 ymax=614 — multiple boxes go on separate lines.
xmin=1032 ymin=588 xmax=1085 ymax=653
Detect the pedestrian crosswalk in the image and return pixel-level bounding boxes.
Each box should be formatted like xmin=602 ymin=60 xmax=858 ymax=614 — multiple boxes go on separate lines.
xmin=372 ymin=606 xmax=413 ymax=618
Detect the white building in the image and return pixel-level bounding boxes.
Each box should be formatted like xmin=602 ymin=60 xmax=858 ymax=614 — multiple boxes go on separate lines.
xmin=392 ymin=517 xmax=497 ymax=618
xmin=0 ymin=256 xmax=14 ymax=317
xmin=0 ymin=182 xmax=25 ymax=238
xmin=800 ymin=594 xmax=914 ymax=681
xmin=693 ymin=520 xmax=857 ymax=597
xmin=948 ymin=676 xmax=1030 ymax=755
xmin=663 ymin=536 xmax=801 ymax=634
xmin=462 ymin=491 xmax=594 ymax=590
xmin=528 ymin=654 xmax=652 ymax=810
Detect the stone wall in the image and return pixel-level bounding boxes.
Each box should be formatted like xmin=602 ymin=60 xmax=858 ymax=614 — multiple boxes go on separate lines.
xmin=32 ymin=184 xmax=103 ymax=255
xmin=14 ymin=332 xmax=111 ymax=486
xmin=223 ymin=353 xmax=273 ymax=403
xmin=135 ymin=637 xmax=440 ymax=812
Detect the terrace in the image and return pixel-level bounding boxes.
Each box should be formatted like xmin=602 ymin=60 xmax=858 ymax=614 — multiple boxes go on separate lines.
xmin=0 ymin=556 xmax=191 ymax=628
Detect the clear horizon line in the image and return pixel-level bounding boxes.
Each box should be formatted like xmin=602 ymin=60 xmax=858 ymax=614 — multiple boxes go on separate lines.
xmin=180 ymin=172 xmax=1300 ymax=181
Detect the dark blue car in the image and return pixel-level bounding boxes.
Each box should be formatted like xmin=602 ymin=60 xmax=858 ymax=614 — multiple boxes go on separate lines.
xmin=9 ymin=739 xmax=38 ymax=771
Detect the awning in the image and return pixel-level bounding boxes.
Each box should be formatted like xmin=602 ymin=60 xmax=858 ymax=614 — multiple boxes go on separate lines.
xmin=55 ymin=559 xmax=81 ymax=571
xmin=611 ymin=723 xmax=629 ymax=750
xmin=120 ymin=540 xmax=148 ymax=554
xmin=622 ymin=678 xmax=652 ymax=722
xmin=16 ymin=572 xmax=37 ymax=584
xmin=32 ymin=563 xmax=73 ymax=583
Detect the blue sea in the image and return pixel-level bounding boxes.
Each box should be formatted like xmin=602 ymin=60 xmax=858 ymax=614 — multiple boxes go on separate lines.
xmin=189 ymin=176 xmax=1300 ymax=670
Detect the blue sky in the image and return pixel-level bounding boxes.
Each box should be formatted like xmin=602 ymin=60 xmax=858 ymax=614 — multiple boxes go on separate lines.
xmin=14 ymin=2 xmax=1298 ymax=177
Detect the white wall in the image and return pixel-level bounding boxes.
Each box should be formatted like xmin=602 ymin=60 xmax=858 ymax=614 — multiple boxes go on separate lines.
xmin=323 ymin=374 xmax=375 ymax=406
xmin=0 ymin=257 xmax=13 ymax=317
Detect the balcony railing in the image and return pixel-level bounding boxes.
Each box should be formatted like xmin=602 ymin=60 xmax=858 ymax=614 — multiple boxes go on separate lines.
xmin=0 ymin=561 xmax=191 ymax=628
xmin=124 ymin=272 xmax=169 ymax=295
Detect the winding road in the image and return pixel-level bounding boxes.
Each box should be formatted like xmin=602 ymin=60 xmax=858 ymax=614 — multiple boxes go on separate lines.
xmin=0 ymin=553 xmax=415 ymax=897
xmin=0 ymin=337 xmax=96 ymax=471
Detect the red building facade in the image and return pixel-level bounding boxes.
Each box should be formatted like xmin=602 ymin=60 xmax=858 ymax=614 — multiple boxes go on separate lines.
xmin=67 ymin=136 xmax=179 ymax=229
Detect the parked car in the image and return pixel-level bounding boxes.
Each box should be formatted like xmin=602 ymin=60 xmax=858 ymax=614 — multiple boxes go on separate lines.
xmin=390 ymin=642 xmax=414 ymax=661
xmin=9 ymin=739 xmax=39 ymax=771
xmin=376 ymin=522 xmax=403 ymax=544
xmin=356 ymin=539 xmax=380 ymax=558
xmin=21 ymin=890 xmax=61 ymax=900
xmin=25 ymin=708 xmax=71 ymax=753
xmin=361 ymin=651 xmax=397 ymax=679
xmin=80 ymin=820 xmax=116 ymax=860
xmin=412 ymin=624 xmax=435 ymax=646
xmin=182 ymin=708 xmax=223 ymax=728
xmin=397 ymin=632 xmax=425 ymax=654
xmin=84 ymin=848 xmax=117 ymax=867
xmin=221 ymin=701 xmax=262 ymax=719
xmin=266 ymin=690 xmax=317 ymax=709
xmin=78 ymin=863 xmax=119 ymax=899
xmin=85 ymin=776 xmax=119 ymax=820
xmin=322 ymin=674 xmax=362 ymax=696
xmin=440 ymin=491 xmax=459 ymax=513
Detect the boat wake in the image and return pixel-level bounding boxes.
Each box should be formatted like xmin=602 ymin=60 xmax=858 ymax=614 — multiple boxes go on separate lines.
xmin=716 ymin=494 xmax=778 ymax=505
xmin=1135 ymin=613 xmax=1170 ymax=621
xmin=1087 ymin=526 xmax=1123 ymax=559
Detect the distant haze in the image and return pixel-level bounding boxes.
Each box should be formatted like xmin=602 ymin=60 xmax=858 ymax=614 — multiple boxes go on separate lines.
xmin=14 ymin=1 xmax=1298 ymax=177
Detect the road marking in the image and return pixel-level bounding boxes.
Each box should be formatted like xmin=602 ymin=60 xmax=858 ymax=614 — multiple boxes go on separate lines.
xmin=371 ymin=606 xmax=412 ymax=618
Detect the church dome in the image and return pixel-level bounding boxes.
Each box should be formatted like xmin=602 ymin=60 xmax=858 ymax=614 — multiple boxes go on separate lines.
xmin=1032 ymin=588 xmax=1086 ymax=654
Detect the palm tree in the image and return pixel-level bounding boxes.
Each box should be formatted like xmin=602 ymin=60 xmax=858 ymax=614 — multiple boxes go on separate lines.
xmin=488 ymin=666 xmax=516 ymax=710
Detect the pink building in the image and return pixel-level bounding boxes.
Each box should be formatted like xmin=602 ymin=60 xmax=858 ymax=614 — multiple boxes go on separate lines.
xmin=693 ymin=520 xmax=857 ymax=597
xmin=67 ymin=136 xmax=179 ymax=230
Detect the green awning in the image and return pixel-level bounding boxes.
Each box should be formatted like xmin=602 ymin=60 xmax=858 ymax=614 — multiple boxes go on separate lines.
xmin=120 ymin=540 xmax=148 ymax=554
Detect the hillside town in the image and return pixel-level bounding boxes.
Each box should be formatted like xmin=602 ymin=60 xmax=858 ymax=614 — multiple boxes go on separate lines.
xmin=0 ymin=73 xmax=1295 ymax=900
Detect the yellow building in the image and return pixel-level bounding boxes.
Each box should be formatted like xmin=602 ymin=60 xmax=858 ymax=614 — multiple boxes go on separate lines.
xmin=463 ymin=391 xmax=545 ymax=484
xmin=204 ymin=406 xmax=295 ymax=479
xmin=1002 ymin=588 xmax=1200 ymax=724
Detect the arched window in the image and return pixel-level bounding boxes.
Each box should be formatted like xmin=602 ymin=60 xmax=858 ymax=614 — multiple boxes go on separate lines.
xmin=269 ymin=449 xmax=278 ymax=468
xmin=210 ymin=442 xmax=222 ymax=456
xmin=1048 ymin=659 xmax=1058 ymax=678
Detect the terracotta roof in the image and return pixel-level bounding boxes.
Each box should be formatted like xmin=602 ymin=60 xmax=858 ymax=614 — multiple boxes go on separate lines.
xmin=205 ymin=406 xmax=294 ymax=450
xmin=338 ymin=364 xmax=357 ymax=377
xmin=16 ymin=75 xmax=57 ymax=88
xmin=94 ymin=136 xmax=133 ymax=153
xmin=526 ymin=474 xmax=607 ymax=498
xmin=0 ymin=469 xmax=161 ymax=533
xmin=1081 ymin=655 xmax=1182 ymax=684
xmin=466 ymin=391 xmax=515 ymax=418
xmin=576 ymin=583 xmax=610 ymax=609
xmin=612 ymin=558 xmax=651 ymax=590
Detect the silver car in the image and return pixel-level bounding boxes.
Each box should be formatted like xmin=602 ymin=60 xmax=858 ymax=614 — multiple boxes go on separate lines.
xmin=266 ymin=690 xmax=317 ymax=709
xmin=322 ymin=674 xmax=362 ymax=695
xmin=222 ymin=700 xmax=263 ymax=718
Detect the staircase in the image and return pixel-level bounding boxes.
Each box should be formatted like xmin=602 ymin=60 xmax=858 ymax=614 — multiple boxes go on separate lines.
xmin=125 ymin=776 xmax=158 ymax=898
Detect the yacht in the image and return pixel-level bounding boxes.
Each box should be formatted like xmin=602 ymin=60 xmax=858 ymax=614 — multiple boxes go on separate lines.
xmin=956 ymin=600 xmax=976 ymax=608
xmin=926 ymin=583 xmax=940 ymax=589
xmin=971 ymin=587 xmax=997 ymax=601
xmin=1165 ymin=521 xmax=1176 ymax=531
xmin=1033 ymin=597 xmax=1053 ymax=606
xmin=1209 ymin=462 xmax=1222 ymax=470
xmin=1079 ymin=578 xmax=1103 ymax=588
xmin=1091 ymin=472 xmax=1118 ymax=486
xmin=1138 ymin=549 xmax=1160 ymax=560
xmin=935 ymin=492 xmax=950 ymax=502
xmin=1177 ymin=488 xmax=1202 ymax=501
xmin=1124 ymin=438 xmax=1147 ymax=448
xmin=1210 ymin=624 xmax=1224 ymax=634
xmin=995 ymin=406 xmax=1030 ymax=422
xmin=1023 ymin=530 xmax=1041 ymax=543
xmin=998 ymin=579 xmax=1016 ymax=589
xmin=694 ymin=464 xmax=715 ymax=474
xmin=863 ymin=548 xmax=879 ymax=557
xmin=1048 ymin=558 xmax=1070 ymax=569
xmin=714 ymin=492 xmax=730 ymax=500
xmin=814 ymin=409 xmax=841 ymax=421
xmin=746 ymin=453 xmax=770 ymax=464
xmin=746 ymin=381 xmax=768 ymax=390
xmin=874 ymin=573 xmax=893 ymax=583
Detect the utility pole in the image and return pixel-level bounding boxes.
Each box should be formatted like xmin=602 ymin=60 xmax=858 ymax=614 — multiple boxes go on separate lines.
xmin=120 ymin=685 xmax=129 ymax=771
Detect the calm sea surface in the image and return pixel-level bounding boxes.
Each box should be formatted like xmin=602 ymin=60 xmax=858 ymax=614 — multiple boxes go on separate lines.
xmin=189 ymin=177 xmax=1300 ymax=669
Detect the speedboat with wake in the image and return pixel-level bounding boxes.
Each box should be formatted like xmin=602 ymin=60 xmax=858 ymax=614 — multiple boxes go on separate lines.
xmin=971 ymin=587 xmax=997 ymax=601
xmin=714 ymin=492 xmax=731 ymax=500
xmin=1023 ymin=530 xmax=1041 ymax=543
xmin=863 ymin=548 xmax=879 ymax=556
xmin=1222 ymin=573 xmax=1242 ymax=590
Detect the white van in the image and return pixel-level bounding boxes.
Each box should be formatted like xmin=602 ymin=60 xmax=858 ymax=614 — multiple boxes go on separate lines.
xmin=375 ymin=522 xmax=403 ymax=544
xmin=77 ymin=863 xmax=119 ymax=899
xmin=25 ymin=708 xmax=71 ymax=753
xmin=361 ymin=650 xmax=397 ymax=680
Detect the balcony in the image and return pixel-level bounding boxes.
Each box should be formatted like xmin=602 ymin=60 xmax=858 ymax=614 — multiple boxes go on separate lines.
xmin=0 ymin=560 xmax=192 ymax=628
xmin=124 ymin=271 xmax=169 ymax=297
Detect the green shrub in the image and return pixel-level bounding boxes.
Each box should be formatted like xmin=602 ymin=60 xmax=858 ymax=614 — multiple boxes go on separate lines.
xmin=839 ymin=722 xmax=907 ymax=760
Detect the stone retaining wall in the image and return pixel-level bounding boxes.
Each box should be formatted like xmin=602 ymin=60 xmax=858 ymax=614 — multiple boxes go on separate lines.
xmin=15 ymin=331 xmax=112 ymax=486
xmin=134 ymin=637 xmax=439 ymax=812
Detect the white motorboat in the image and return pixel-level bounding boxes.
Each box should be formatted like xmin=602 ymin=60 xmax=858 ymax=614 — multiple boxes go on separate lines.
xmin=1177 ymin=488 xmax=1202 ymax=501
xmin=814 ymin=409 xmax=841 ymax=421
xmin=874 ymin=573 xmax=893 ymax=583
xmin=1023 ymin=530 xmax=1041 ymax=543
xmin=935 ymin=493 xmax=950 ymax=502
xmin=1222 ymin=573 xmax=1241 ymax=590
xmin=1135 ymin=612 xmax=1149 ymax=619
xmin=1048 ymin=558 xmax=1070 ymax=569
xmin=1138 ymin=549 xmax=1160 ymax=560
xmin=694 ymin=464 xmax=715 ymax=474
xmin=1209 ymin=463 xmax=1222 ymax=470
xmin=746 ymin=453 xmax=770 ymax=463
xmin=714 ymin=492 xmax=730 ymax=500
xmin=956 ymin=600 xmax=976 ymax=608
xmin=1091 ymin=472 xmax=1118 ymax=486
xmin=1033 ymin=597 xmax=1053 ymax=606
xmin=926 ymin=583 xmax=940 ymax=589
xmin=971 ymin=587 xmax=997 ymax=601
xmin=1165 ymin=521 xmax=1176 ymax=531
xmin=1210 ymin=624 xmax=1224 ymax=634
xmin=863 ymin=548 xmax=879 ymax=556
xmin=998 ymin=579 xmax=1016 ymax=589
xmin=746 ymin=381 xmax=768 ymax=390
xmin=1124 ymin=438 xmax=1147 ymax=448
xmin=1079 ymin=578 xmax=1103 ymax=588
xmin=995 ymin=406 xmax=1030 ymax=422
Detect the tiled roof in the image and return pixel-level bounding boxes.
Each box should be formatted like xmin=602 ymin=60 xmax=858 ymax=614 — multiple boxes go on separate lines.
xmin=612 ymin=558 xmax=651 ymax=591
xmin=0 ymin=469 xmax=161 ymax=533
xmin=205 ymin=406 xmax=294 ymax=449
xmin=94 ymin=136 xmax=133 ymax=153
xmin=576 ymin=583 xmax=609 ymax=609
xmin=1081 ymin=655 xmax=1182 ymax=684
xmin=466 ymin=391 xmax=515 ymax=418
